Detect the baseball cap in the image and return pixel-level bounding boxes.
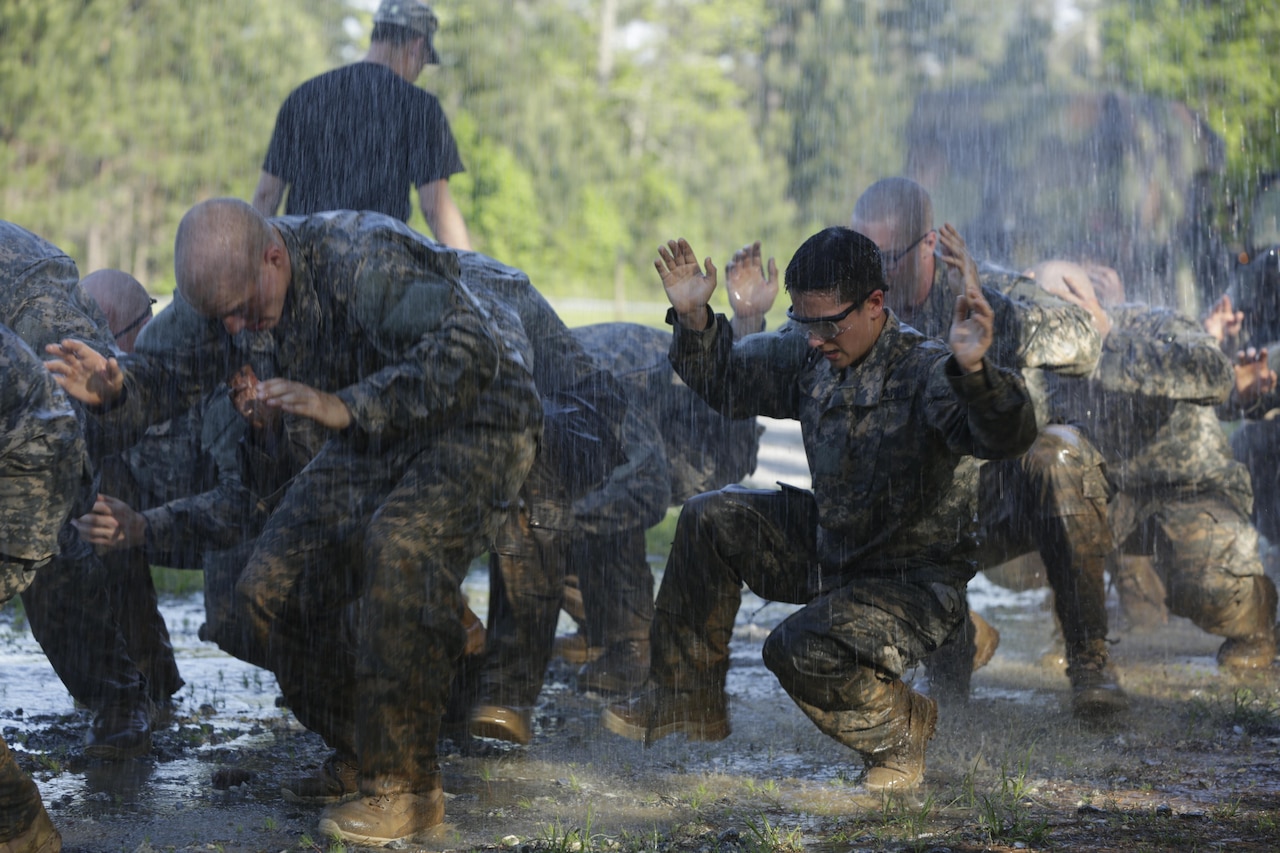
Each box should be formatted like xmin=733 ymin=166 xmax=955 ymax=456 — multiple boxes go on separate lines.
xmin=373 ymin=0 xmax=440 ymax=64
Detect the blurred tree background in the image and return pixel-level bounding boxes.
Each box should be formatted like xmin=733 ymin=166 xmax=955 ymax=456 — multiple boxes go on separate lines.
xmin=2 ymin=0 xmax=1277 ymax=308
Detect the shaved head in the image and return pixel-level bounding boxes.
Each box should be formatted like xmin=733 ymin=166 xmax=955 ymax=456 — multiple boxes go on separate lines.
xmin=81 ymin=268 xmax=153 ymax=352
xmin=851 ymin=177 xmax=933 ymax=245
xmin=174 ymin=198 xmax=272 ymax=316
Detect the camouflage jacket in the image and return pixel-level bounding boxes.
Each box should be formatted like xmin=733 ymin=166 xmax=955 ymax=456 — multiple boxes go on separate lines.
xmin=572 ymin=321 xmax=762 ymax=531
xmin=902 ymin=264 xmax=1101 ymax=423
xmin=453 ymin=254 xmax=629 ymax=530
xmin=114 ymin=391 xmax=260 ymax=567
xmin=670 ymin=310 xmax=1036 ymax=577
xmin=0 ymin=221 xmax=118 ymax=359
xmin=0 ymin=324 xmax=89 ymax=562
xmin=1046 ymin=305 xmax=1250 ymax=511
xmin=116 ymin=212 xmax=541 ymax=452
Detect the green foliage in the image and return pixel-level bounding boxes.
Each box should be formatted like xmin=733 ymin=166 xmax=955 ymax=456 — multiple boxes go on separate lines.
xmin=1099 ymin=0 xmax=1280 ymax=194
xmin=3 ymin=0 xmax=1278 ymax=306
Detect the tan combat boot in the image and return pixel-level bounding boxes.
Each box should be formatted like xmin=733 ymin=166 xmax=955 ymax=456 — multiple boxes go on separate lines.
xmin=1066 ymin=639 xmax=1128 ymax=720
xmin=863 ymin=684 xmax=938 ymax=793
xmin=318 ymin=788 xmax=445 ymax=846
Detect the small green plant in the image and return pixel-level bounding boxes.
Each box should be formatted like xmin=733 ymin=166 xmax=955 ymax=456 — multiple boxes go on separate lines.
xmin=263 ymin=816 xmax=278 ymax=832
xmin=741 ymin=812 xmax=803 ymax=853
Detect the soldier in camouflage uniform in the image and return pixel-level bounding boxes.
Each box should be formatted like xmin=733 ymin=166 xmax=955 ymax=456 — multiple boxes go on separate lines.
xmin=0 ymin=323 xmax=89 ymax=853
xmin=47 ymin=199 xmax=541 ymax=846
xmin=0 ymin=222 xmax=159 ymax=759
xmin=556 ymin=320 xmax=764 ymax=695
xmin=459 ymin=253 xmax=630 ymax=744
xmin=850 ymin=178 xmax=1124 ymax=718
xmin=1036 ymin=264 xmax=1278 ymax=670
xmin=603 ymin=228 xmax=1036 ymax=793
xmin=1204 ymin=249 xmax=1280 ymax=552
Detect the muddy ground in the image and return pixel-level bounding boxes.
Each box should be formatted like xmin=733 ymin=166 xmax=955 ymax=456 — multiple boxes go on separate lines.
xmin=4 ymin=420 xmax=1279 ymax=853
xmin=2 ymin=572 xmax=1278 ymax=853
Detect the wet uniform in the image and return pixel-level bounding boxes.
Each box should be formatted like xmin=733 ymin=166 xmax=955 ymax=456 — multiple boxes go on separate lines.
xmin=97 ymin=390 xmax=260 ymax=696
xmin=0 ymin=324 xmax=87 ymax=848
xmin=651 ymin=309 xmax=1034 ymax=757
xmin=0 ymin=221 xmax=158 ymax=729
xmin=564 ymin=322 xmax=761 ymax=663
xmin=113 ymin=211 xmax=541 ymax=797
xmin=1047 ymin=305 xmax=1276 ymax=645
xmin=462 ymin=255 xmax=630 ymax=714
xmin=902 ymin=264 xmax=1111 ymax=689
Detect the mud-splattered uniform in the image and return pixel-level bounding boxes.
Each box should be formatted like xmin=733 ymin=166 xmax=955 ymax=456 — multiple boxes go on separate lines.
xmin=112 ymin=212 xmax=541 ymax=796
xmin=1047 ymin=305 xmax=1276 ymax=643
xmin=903 ymin=264 xmax=1111 ymax=684
xmin=0 ymin=220 xmax=159 ymax=721
xmin=0 ymin=324 xmax=86 ymax=846
xmin=564 ymin=322 xmax=760 ymax=654
xmin=96 ymin=390 xmax=258 ymax=699
xmin=461 ymin=255 xmax=630 ymax=711
xmin=651 ymin=310 xmax=1034 ymax=756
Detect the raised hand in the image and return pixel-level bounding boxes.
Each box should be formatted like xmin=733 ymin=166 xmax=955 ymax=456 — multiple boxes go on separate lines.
xmin=44 ymin=339 xmax=125 ymax=406
xmin=257 ymin=378 xmax=352 ymax=430
xmin=949 ymin=272 xmax=995 ymax=373
xmin=1234 ymin=347 xmax=1277 ymax=405
xmin=937 ymin=223 xmax=979 ymax=298
xmin=1203 ymin=294 xmax=1244 ymax=346
xmin=724 ymin=241 xmax=779 ymax=323
xmin=655 ymin=238 xmax=716 ymax=329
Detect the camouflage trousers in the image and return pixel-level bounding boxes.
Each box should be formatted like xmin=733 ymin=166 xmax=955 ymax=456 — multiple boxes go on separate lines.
xmin=1231 ymin=419 xmax=1280 ymax=544
xmin=1111 ymin=491 xmax=1275 ymax=639
xmin=481 ymin=521 xmax=655 ymax=709
xmin=975 ymin=425 xmax=1114 ymax=651
xmin=568 ymin=526 xmax=654 ymax=648
xmin=234 ymin=426 xmax=535 ymax=796
xmin=652 ymin=486 xmax=966 ymax=754
xmin=21 ymin=526 xmax=149 ymax=712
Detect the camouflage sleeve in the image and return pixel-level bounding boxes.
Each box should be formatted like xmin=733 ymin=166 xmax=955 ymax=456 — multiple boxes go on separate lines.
xmin=1095 ymin=306 xmax=1233 ymax=404
xmin=139 ymin=394 xmax=261 ymax=563
xmin=336 ymin=282 xmax=501 ymax=435
xmin=107 ymin=294 xmax=232 ymax=441
xmin=668 ymin=309 xmax=808 ymax=421
xmin=925 ymin=353 xmax=1037 ymax=461
xmin=986 ymin=281 xmax=1101 ymax=376
xmin=571 ymin=402 xmax=672 ymax=532
xmin=0 ymin=326 xmax=89 ymax=562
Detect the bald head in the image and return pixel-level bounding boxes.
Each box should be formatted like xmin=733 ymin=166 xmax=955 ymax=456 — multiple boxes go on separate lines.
xmin=81 ymin=269 xmax=153 ymax=353
xmin=174 ymin=198 xmax=272 ymax=316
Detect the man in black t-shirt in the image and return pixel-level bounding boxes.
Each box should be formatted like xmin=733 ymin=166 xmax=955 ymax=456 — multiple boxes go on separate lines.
xmin=251 ymin=0 xmax=472 ymax=249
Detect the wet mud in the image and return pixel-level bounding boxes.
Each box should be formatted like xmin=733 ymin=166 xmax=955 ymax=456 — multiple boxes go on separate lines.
xmin=3 ymin=421 xmax=1278 ymax=851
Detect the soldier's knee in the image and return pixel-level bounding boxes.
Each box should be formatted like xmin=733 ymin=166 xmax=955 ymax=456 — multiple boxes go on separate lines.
xmin=1024 ymin=425 xmax=1104 ymax=475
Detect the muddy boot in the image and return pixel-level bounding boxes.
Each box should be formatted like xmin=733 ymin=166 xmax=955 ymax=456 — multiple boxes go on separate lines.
xmin=281 ymin=753 xmax=359 ymax=805
xmin=0 ymin=736 xmax=60 ymax=853
xmin=552 ymin=632 xmax=603 ymax=665
xmin=1216 ymin=576 xmax=1278 ymax=672
xmin=1065 ymin=639 xmax=1128 ymax=720
xmin=0 ymin=807 xmax=59 ymax=853
xmin=577 ymin=640 xmax=649 ymax=696
xmin=970 ymin=612 xmax=1000 ymax=671
xmin=1113 ymin=554 xmax=1168 ymax=633
xmin=468 ymin=704 xmax=533 ymax=745
xmin=862 ymin=683 xmax=938 ymax=793
xmin=601 ymin=683 xmax=730 ymax=746
xmin=317 ymin=788 xmax=444 ymax=846
xmin=84 ymin=698 xmax=152 ymax=760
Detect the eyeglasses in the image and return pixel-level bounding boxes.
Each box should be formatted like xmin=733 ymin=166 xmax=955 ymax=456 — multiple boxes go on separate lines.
xmin=786 ymin=302 xmax=859 ymax=341
xmin=112 ymin=298 xmax=157 ymax=339
xmin=880 ymin=232 xmax=929 ymax=268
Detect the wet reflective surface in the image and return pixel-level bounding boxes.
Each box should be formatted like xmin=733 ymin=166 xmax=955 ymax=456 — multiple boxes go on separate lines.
xmin=0 ymin=421 xmax=1275 ymax=851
